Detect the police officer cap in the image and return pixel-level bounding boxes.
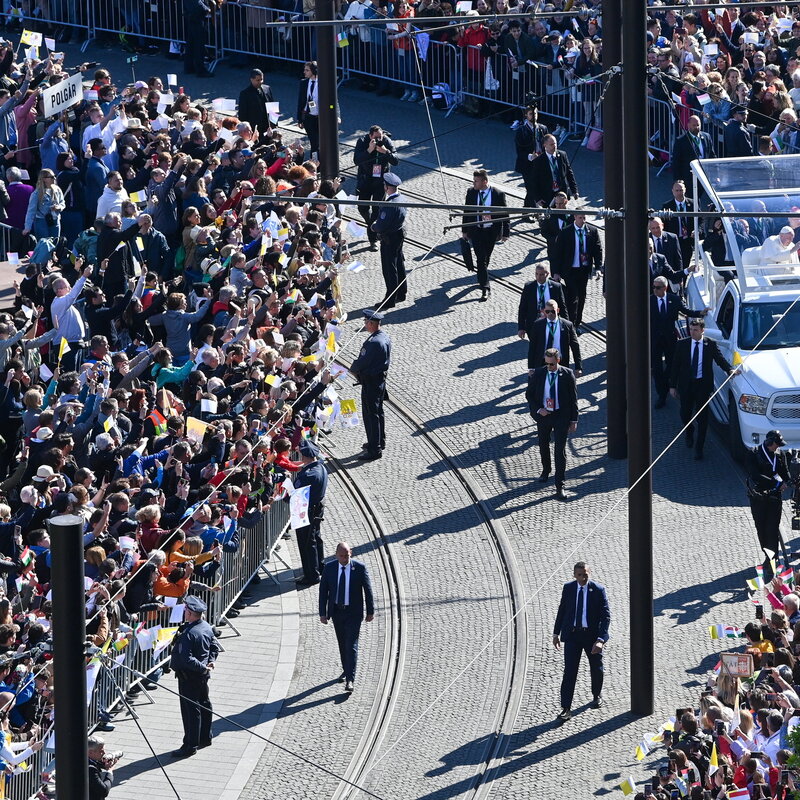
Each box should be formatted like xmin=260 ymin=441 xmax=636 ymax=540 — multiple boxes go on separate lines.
xmin=765 ymin=430 xmax=786 ymax=447
xmin=362 ymin=309 xmax=384 ymax=322
xmin=299 ymin=439 xmax=321 ymax=458
xmin=184 ymin=596 xmax=207 ymax=614
xmin=383 ymin=172 xmax=402 ymax=187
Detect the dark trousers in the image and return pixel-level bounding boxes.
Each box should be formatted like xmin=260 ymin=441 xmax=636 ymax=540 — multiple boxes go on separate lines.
xmin=332 ymin=606 xmax=363 ymax=681
xmin=563 ymin=267 xmax=590 ymax=327
xmin=296 ymin=516 xmax=324 ymax=581
xmin=459 ymin=236 xmax=475 ymax=272
xmin=361 ymin=377 xmax=386 ymax=455
xmin=379 ymin=230 xmax=406 ymax=301
xmin=469 ymin=227 xmax=497 ymax=289
xmin=177 ymin=672 xmax=212 ymax=750
xmin=651 ymin=335 xmax=676 ymax=401
xmin=560 ymin=630 xmax=604 ymax=709
xmin=358 ymin=182 xmax=383 ymax=244
xmin=678 ymin=379 xmax=711 ymax=452
xmin=535 ymin=409 xmax=569 ymax=486
xmin=749 ymin=494 xmax=783 ymax=554
xmin=303 ymin=114 xmax=320 ymax=157
xmin=519 ymin=166 xmax=536 ymax=210
xmin=183 ymin=17 xmax=208 ymax=73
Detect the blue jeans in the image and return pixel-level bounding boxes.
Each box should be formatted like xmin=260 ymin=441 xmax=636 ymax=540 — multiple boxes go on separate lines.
xmin=33 ymin=216 xmax=61 ymax=241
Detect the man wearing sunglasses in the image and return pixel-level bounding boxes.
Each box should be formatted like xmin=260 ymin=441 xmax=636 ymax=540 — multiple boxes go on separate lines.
xmin=525 ymin=299 xmax=581 ymax=374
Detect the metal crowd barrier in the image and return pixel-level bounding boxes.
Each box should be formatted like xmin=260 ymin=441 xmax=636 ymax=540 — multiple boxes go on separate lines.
xmin=0 ymin=222 xmax=16 ymax=262
xmin=6 ymin=500 xmax=289 ymax=800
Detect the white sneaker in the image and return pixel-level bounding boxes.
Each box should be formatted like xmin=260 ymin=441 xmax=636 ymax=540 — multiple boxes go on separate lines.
xmin=408 ymin=90 xmax=420 ymax=102
xmin=400 ymin=90 xmax=411 ymax=101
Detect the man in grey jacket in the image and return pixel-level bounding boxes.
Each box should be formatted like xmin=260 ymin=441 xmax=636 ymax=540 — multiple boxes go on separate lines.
xmin=149 ymin=290 xmax=213 ymax=365
xmin=0 ymin=72 xmax=30 ymax=149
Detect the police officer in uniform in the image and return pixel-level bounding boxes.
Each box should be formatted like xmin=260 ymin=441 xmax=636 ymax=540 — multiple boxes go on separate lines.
xmin=293 ymin=439 xmax=329 ymax=585
xmin=170 ymin=595 xmax=220 ymax=758
xmin=370 ymin=173 xmax=407 ymax=309
xmin=350 ymin=309 xmax=392 ymax=462
xmin=353 ymin=125 xmax=399 ymax=252
xmin=746 ymin=429 xmax=792 ymax=581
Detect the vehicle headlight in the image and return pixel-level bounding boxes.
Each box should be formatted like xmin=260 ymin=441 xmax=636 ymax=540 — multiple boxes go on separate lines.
xmin=738 ymin=394 xmax=768 ymax=415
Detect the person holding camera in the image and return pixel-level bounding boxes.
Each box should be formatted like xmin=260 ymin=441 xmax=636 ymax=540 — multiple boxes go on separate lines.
xmin=88 ymin=733 xmax=120 ymax=799
xmin=746 ymin=430 xmax=793 ymax=581
xmin=353 ymin=125 xmax=399 ymax=252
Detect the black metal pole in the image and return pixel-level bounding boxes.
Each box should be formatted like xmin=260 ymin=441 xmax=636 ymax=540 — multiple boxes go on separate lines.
xmin=603 ymin=0 xmax=626 ymax=460
xmin=621 ymin=1 xmax=653 ymax=715
xmin=48 ymin=514 xmax=89 ymax=797
xmin=316 ymin=0 xmax=340 ymax=180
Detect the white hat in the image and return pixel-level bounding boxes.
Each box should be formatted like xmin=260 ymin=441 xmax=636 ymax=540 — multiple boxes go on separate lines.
xmin=780 ymin=226 xmax=794 ymax=235
xmin=35 ymin=427 xmax=53 ymax=441
xmin=34 ymin=464 xmax=56 ymax=481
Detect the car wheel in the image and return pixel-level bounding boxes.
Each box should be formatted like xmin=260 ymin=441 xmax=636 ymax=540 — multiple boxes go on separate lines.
xmin=728 ymin=394 xmax=746 ymax=463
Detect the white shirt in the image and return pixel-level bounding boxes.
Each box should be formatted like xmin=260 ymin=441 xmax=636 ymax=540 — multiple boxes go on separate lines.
xmin=534 ymin=280 xmax=551 ymax=306
xmin=542 ymin=367 xmax=559 ymax=410
xmin=691 ymin=338 xmax=704 ymax=379
xmin=337 ymin=562 xmax=351 ymax=605
xmin=305 ymin=79 xmax=318 ymax=116
xmin=477 ymin=187 xmax=493 ymax=227
xmin=574 ymin=583 xmax=588 ymax=627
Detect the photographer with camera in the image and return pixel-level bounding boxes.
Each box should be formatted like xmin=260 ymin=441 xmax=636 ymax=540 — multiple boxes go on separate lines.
xmin=746 ymin=430 xmax=793 ymax=582
xmin=353 ymin=125 xmax=399 ymax=252
xmin=88 ymin=733 xmax=121 ymax=799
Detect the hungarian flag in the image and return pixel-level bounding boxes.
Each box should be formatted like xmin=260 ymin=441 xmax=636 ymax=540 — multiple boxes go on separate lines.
xmin=19 ymin=548 xmax=34 ymax=569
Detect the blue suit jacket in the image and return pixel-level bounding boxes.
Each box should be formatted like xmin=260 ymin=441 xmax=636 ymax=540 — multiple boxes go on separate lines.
xmin=553 ymin=580 xmax=610 ymax=643
xmin=319 ymin=559 xmax=375 ymax=620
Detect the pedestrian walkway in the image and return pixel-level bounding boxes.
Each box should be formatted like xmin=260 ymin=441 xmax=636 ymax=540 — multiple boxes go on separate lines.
xmin=100 ymin=554 xmax=299 ymax=800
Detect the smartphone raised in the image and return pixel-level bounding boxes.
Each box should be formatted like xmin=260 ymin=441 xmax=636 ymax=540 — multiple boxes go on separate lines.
xmin=756 ymin=603 xmax=764 ymax=619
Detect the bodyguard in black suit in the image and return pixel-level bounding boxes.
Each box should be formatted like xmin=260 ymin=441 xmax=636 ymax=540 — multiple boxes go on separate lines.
xmin=669 ymin=318 xmax=737 ymax=459
xmin=517 ymin=265 xmax=568 ymax=331
xmin=526 ymin=348 xmax=578 ymax=499
xmin=525 ymin=300 xmax=581 ymax=371
xmin=650 ymin=276 xmax=706 ymax=408
xmin=663 ymin=181 xmax=696 ymax=274
xmin=237 ymin=69 xmax=275 ymax=137
xmin=530 ymin=134 xmax=579 ymax=207
xmin=462 ymin=169 xmax=510 ymax=301
xmin=296 ymin=61 xmax=320 ymax=157
xmin=553 ymin=214 xmax=603 ymax=328
xmin=319 ymin=542 xmax=375 ymax=693
xmin=539 ymin=193 xmax=572 ymax=268
xmin=649 ymin=216 xmax=683 ymax=274
xmin=552 ymin=561 xmax=611 ymax=721
xmin=514 ymin=106 xmax=549 ymax=209
xmin=671 ymin=115 xmax=715 ymax=192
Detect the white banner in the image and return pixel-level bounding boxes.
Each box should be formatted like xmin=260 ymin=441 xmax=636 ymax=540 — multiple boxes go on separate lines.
xmin=42 ymin=72 xmax=82 ymax=117
xmin=289 ymin=485 xmax=311 ymax=529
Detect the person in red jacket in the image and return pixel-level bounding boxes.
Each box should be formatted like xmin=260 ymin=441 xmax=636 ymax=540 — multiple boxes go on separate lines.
xmin=458 ymin=12 xmax=488 ymax=96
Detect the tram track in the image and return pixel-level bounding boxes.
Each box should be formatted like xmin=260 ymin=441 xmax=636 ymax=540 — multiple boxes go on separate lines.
xmin=330 ymin=360 xmax=530 ymax=798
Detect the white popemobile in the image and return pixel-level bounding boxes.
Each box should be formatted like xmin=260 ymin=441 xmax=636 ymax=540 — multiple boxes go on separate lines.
xmin=685 ymin=155 xmax=800 ymax=460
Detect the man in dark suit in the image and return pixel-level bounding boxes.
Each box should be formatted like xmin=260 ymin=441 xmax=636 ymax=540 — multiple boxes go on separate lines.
xmin=553 ymin=213 xmax=603 ymax=328
xmin=671 ymin=115 xmax=715 ymax=193
xmin=514 ymin=105 xmax=548 ymax=209
xmin=662 ymin=180 xmax=696 ymax=274
xmin=669 ymin=318 xmax=738 ymax=460
xmin=530 ymin=133 xmax=579 ymax=208
xmin=237 ymin=69 xmax=275 ymax=138
xmin=649 ymin=216 xmax=683 ymax=275
xmin=462 ymin=168 xmax=510 ymax=301
xmin=517 ymin=265 xmax=568 ymax=331
xmin=525 ymin=348 xmax=578 ymax=499
xmin=552 ymin=561 xmax=611 ymax=721
xmin=539 ymin=192 xmax=572 ymax=268
xmin=650 ymin=276 xmax=707 ymax=408
xmin=524 ymin=300 xmax=581 ymax=372
xmin=296 ymin=61 xmax=320 ymax=157
xmin=724 ymin=107 xmax=755 ymax=157
xmin=647 ymin=240 xmax=693 ymax=289
xmin=319 ymin=541 xmax=375 ymax=694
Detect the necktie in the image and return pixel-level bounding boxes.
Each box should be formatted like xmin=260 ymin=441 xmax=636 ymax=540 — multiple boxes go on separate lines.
xmin=578 ymin=228 xmax=585 ymax=264
xmin=546 ymin=321 xmax=556 ymax=349
xmin=691 ymin=340 xmax=700 ymax=378
xmin=479 ymin=190 xmax=486 ymax=206
xmin=548 ymin=371 xmax=556 ymax=400
xmin=307 ymin=80 xmax=315 ymax=111
xmin=537 ymin=284 xmax=545 ymax=307
xmin=337 ymin=565 xmax=346 ymax=605
xmin=575 ymin=585 xmax=584 ymax=627
xmin=660 ymin=297 xmax=666 ymax=315
xmin=550 ymin=156 xmax=557 ymax=178
xmin=655 ymin=236 xmax=662 ymax=254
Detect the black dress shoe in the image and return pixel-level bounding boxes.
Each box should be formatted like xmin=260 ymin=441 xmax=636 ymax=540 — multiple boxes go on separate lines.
xmin=590 ymin=696 xmax=603 ymax=709
xmin=538 ymin=471 xmax=550 ymax=483
xmin=358 ymin=451 xmax=382 ymax=461
xmin=557 ymin=708 xmax=571 ymax=722
xmin=338 ymin=672 xmax=346 ymax=683
xmin=369 ymin=242 xmax=378 ymax=251
xmin=198 ymin=739 xmax=212 ymax=749
xmin=479 ymin=288 xmax=489 ymax=302
xmin=345 ymin=680 xmax=354 ymax=693
xmin=171 ymin=748 xmax=197 ymax=759
xmin=555 ymin=485 xmax=566 ymax=500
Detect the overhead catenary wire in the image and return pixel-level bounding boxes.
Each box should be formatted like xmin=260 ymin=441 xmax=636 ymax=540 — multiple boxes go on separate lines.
xmin=366 ymin=288 xmax=800 ymax=773
xmin=100 ymin=655 xmax=388 ymax=800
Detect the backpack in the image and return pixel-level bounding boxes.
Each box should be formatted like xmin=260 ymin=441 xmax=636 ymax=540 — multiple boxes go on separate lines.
xmin=431 ymin=82 xmax=455 ymax=112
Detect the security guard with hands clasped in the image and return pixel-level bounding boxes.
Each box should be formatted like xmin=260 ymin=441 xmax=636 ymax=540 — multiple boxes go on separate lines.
xmin=350 ymin=309 xmax=392 ymax=462
xmin=746 ymin=429 xmax=792 ymax=581
xmin=353 ymin=125 xmax=399 ymax=252
xmin=371 ymin=173 xmax=407 ymax=310
xmin=169 ymin=595 xmax=220 ymax=759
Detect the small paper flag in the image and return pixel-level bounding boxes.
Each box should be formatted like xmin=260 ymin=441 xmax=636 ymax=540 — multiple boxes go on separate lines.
xmin=337 ymin=31 xmax=349 ymax=47
xmin=103 ymin=416 xmax=113 ymax=433
xmin=130 ymin=190 xmax=147 ymax=204
xmin=44 ymin=37 xmax=55 ymax=51
xmin=634 ymin=738 xmax=649 ymax=761
xmin=20 ymin=29 xmax=42 ymax=46
xmin=58 ymin=337 xmax=70 ymax=363
xmin=620 ymin=776 xmax=635 ymax=796
xmin=265 ymin=375 xmax=282 ymax=387
xmin=746 ymin=577 xmax=764 ymax=592
xmin=708 ymin=741 xmax=718 ymax=775
xmin=326 ymin=332 xmax=336 ymax=353
xmin=340 ymin=399 xmax=357 ymax=415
